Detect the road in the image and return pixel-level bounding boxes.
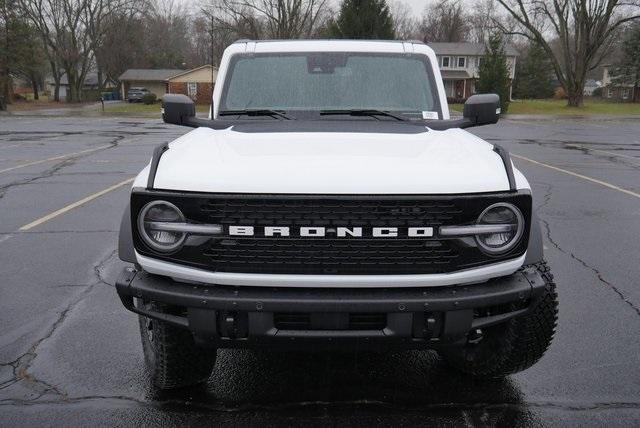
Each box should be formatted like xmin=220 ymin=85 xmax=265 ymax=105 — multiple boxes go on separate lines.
xmin=0 ymin=115 xmax=639 ymax=426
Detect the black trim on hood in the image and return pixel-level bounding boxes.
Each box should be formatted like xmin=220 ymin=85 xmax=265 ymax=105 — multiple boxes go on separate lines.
xmin=183 ymin=117 xmax=432 ymax=134
xmin=493 ymin=144 xmax=517 ymax=191
xmin=147 ymin=142 xmax=169 ymax=189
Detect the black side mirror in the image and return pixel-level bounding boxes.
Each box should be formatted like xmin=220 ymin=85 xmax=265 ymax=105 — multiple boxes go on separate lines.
xmin=463 ymin=94 xmax=500 ymax=127
xmin=162 ymin=94 xmax=195 ymax=126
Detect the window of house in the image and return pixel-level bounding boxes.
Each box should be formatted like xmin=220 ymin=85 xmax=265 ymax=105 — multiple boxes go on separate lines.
xmin=622 ymin=89 xmax=629 ymax=99
xmin=458 ymin=57 xmax=466 ymax=68
xmin=477 ymin=57 xmax=484 ymax=67
xmin=187 ymin=82 xmax=198 ymax=99
xmin=441 ymin=56 xmax=450 ymax=68
xmin=607 ymin=88 xmax=613 ymax=98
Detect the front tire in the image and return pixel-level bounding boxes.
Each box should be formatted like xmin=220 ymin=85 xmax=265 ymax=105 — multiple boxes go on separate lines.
xmin=138 ymin=302 xmax=216 ymax=389
xmin=441 ymin=261 xmax=558 ymax=377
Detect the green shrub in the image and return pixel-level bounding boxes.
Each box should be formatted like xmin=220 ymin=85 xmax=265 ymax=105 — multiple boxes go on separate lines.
xmin=142 ymin=93 xmax=157 ymax=104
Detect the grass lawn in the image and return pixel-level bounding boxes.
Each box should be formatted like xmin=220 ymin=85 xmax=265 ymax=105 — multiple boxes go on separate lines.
xmin=103 ymin=102 xmax=210 ymax=115
xmin=449 ymin=99 xmax=640 ymax=116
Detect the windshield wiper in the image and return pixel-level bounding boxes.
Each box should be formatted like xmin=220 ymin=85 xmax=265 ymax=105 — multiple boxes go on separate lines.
xmin=218 ymin=109 xmax=292 ymax=120
xmin=320 ymin=109 xmax=408 ymax=121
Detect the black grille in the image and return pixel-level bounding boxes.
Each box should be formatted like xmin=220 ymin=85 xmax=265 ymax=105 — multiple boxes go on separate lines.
xmin=200 ymin=199 xmax=463 ymax=227
xmin=131 ymin=192 xmax=532 ymax=276
xmin=204 ymin=238 xmax=459 ymax=274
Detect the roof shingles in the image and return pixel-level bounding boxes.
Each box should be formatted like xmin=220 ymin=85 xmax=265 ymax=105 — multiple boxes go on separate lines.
xmin=118 ymin=69 xmax=184 ymax=82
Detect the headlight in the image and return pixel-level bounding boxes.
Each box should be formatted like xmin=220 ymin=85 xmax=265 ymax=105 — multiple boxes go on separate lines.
xmin=138 ymin=201 xmax=186 ymax=252
xmin=475 ymin=203 xmax=524 ymax=254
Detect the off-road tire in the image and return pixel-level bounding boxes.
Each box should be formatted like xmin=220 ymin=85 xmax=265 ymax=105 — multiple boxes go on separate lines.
xmin=138 ymin=302 xmax=216 ymax=389
xmin=441 ymin=261 xmax=558 ymax=378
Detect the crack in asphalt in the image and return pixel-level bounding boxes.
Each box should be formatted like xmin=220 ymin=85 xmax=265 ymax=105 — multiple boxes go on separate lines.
xmin=0 ymin=136 xmax=124 ymax=200
xmin=538 ymin=208 xmax=640 ymax=317
xmin=528 ymin=177 xmax=640 ymax=317
xmin=0 ymin=395 xmax=639 ymax=413
xmin=0 ymin=250 xmax=119 ymax=401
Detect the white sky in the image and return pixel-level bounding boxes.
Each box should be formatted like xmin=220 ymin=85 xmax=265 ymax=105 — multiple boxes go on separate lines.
xmin=398 ymin=0 xmax=426 ymax=16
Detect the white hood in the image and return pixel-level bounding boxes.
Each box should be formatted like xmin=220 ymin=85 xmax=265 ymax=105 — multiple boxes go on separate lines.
xmin=147 ymin=126 xmax=527 ymax=194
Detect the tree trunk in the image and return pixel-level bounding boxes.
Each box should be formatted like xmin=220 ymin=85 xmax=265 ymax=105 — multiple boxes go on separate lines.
xmin=31 ymin=76 xmax=39 ymax=100
xmin=97 ymin=67 xmax=105 ymax=92
xmin=49 ymin=61 xmax=60 ymax=102
xmin=66 ymin=69 xmax=77 ymax=102
xmin=567 ymin=92 xmax=584 ymax=107
xmin=74 ymin=79 xmax=84 ymax=102
xmin=566 ymin=79 xmax=585 ymax=107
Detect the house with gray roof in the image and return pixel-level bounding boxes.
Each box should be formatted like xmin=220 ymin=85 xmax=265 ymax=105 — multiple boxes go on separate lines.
xmin=118 ymin=69 xmax=185 ymax=100
xmin=427 ymin=42 xmax=518 ymax=102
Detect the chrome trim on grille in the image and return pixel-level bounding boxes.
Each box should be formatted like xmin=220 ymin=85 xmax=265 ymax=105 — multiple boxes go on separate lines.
xmin=439 ymin=224 xmax=514 ymax=236
xmin=147 ymin=222 xmax=223 ymax=235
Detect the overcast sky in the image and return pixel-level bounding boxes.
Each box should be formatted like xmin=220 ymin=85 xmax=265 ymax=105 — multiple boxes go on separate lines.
xmin=396 ymin=0 xmax=425 ymax=16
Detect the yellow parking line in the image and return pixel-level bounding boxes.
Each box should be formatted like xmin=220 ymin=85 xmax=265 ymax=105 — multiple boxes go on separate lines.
xmin=512 ymin=153 xmax=640 ymax=199
xmin=19 ymin=178 xmax=134 ymax=231
xmin=0 ymin=145 xmax=112 ymax=174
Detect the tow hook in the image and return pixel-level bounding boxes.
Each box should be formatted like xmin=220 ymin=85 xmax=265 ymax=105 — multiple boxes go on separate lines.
xmin=467 ymin=328 xmax=484 ymax=345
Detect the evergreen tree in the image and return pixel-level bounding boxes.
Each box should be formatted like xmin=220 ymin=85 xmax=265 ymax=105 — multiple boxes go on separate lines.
xmin=476 ymin=33 xmax=511 ymax=113
xmin=328 ymin=0 xmax=395 ymax=39
xmin=513 ymin=42 xmax=555 ymax=99
xmin=610 ymin=23 xmax=640 ymax=103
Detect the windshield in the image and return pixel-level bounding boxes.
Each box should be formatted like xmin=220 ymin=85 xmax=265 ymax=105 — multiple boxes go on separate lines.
xmin=219 ymin=52 xmax=441 ymax=119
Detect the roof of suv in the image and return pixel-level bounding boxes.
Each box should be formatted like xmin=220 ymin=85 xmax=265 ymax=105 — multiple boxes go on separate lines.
xmin=229 ymin=39 xmax=433 ymax=55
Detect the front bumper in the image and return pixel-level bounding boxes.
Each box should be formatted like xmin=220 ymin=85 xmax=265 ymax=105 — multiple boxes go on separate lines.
xmin=116 ymin=267 xmax=547 ymax=349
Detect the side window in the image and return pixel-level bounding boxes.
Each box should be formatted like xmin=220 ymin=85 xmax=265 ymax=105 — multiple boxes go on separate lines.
xmin=441 ymin=56 xmax=450 ymax=68
xmin=458 ymin=57 xmax=465 ymax=68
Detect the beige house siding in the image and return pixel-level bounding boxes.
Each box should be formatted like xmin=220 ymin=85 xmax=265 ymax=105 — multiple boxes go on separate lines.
xmin=166 ymin=66 xmax=218 ymax=104
xmin=169 ymin=66 xmax=217 ymax=83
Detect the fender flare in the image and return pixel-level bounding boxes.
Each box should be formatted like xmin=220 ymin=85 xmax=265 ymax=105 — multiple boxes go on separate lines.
xmin=524 ymin=211 xmax=544 ymax=265
xmin=118 ymin=203 xmax=136 ymax=263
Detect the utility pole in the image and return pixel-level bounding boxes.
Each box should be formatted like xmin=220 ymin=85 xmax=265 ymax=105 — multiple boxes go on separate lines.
xmin=210 ymin=14 xmax=214 ymax=117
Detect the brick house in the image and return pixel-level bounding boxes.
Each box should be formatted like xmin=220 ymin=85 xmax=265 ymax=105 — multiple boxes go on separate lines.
xmin=119 ymin=65 xmax=217 ymax=104
xmin=167 ymin=65 xmax=217 ymax=104
xmin=602 ymin=65 xmax=639 ymax=102
xmin=119 ymin=69 xmax=184 ymax=100
xmin=427 ymin=42 xmax=518 ymax=102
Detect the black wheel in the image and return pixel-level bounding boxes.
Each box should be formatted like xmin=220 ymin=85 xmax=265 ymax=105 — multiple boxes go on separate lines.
xmin=441 ymin=261 xmax=558 ymax=378
xmin=138 ymin=302 xmax=216 ymax=389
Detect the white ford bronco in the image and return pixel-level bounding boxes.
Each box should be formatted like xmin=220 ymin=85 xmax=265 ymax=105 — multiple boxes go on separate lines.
xmin=116 ymin=40 xmax=558 ymax=389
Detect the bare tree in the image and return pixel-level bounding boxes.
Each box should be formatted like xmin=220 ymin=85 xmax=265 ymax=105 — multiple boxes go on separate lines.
xmin=390 ymin=0 xmax=419 ymax=40
xmin=495 ymin=0 xmax=640 ymax=107
xmin=19 ymin=0 xmax=136 ymax=102
xmin=203 ymin=0 xmax=327 ymax=40
xmin=419 ymin=0 xmax=469 ymax=42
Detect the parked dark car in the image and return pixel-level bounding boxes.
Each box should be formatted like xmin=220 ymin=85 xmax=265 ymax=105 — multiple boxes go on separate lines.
xmin=127 ymin=87 xmax=150 ymax=103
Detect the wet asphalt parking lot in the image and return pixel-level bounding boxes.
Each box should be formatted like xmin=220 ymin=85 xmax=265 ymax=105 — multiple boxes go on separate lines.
xmin=0 ymin=114 xmax=639 ymax=426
